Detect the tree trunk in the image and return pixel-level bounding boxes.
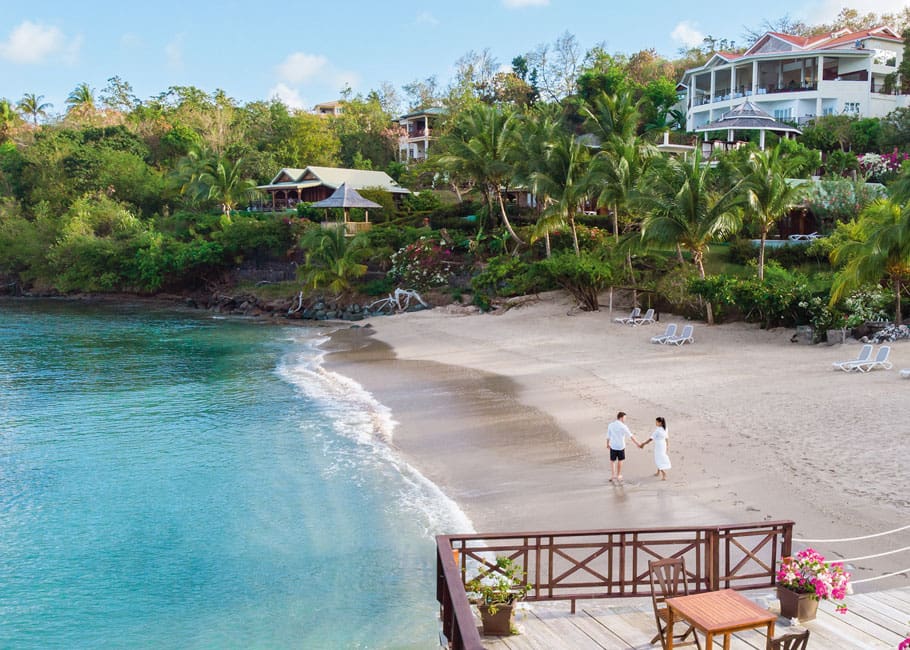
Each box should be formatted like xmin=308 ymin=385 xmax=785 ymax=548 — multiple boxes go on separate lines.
xmin=895 ymin=277 xmax=903 ymax=324
xmin=497 ymin=192 xmax=525 ymax=246
xmin=613 ymin=203 xmax=619 ymax=243
xmin=569 ymin=214 xmax=580 ymax=255
xmin=758 ymin=229 xmax=767 ymax=281
xmin=544 ymin=232 xmax=551 ymax=258
xmin=696 ymin=253 xmax=715 ymax=325
xmin=676 ymin=243 xmax=685 ymax=265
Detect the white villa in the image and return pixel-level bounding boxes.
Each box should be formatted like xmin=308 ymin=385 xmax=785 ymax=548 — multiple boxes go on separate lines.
xmin=680 ymin=26 xmax=909 ymax=132
xmin=397 ymin=107 xmax=445 ymax=162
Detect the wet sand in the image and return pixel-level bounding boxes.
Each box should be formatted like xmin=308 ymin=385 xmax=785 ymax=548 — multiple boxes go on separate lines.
xmin=325 ymin=292 xmax=910 ymax=590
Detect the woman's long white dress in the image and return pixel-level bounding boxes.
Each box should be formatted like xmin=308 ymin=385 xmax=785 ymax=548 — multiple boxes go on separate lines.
xmin=651 ymin=427 xmax=671 ymax=470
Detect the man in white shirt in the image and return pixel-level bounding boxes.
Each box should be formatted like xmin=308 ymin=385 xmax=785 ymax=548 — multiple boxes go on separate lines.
xmin=606 ymin=411 xmax=640 ymax=483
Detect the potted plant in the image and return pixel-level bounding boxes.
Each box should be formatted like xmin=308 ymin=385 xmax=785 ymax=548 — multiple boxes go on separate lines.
xmin=465 ymin=556 xmax=531 ymax=636
xmin=776 ymin=548 xmax=850 ymax=620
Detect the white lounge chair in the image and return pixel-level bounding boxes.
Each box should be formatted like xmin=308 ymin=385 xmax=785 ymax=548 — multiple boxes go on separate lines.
xmin=665 ymin=324 xmax=694 ymax=346
xmin=614 ymin=307 xmax=640 ymax=324
xmin=633 ymin=308 xmax=656 ymax=326
xmin=832 ymin=344 xmax=873 ymax=372
xmin=900 ymin=369 xmax=910 ymax=378
xmin=852 ymin=345 xmax=893 ymax=373
xmin=651 ymin=323 xmax=677 ymax=344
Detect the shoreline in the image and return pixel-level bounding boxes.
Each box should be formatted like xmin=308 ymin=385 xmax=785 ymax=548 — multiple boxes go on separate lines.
xmin=324 ymin=292 xmax=910 ymax=592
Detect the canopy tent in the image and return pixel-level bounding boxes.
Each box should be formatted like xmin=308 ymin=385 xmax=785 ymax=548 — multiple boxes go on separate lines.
xmin=694 ymin=101 xmax=802 ymax=150
xmin=309 ymin=182 xmax=382 ymax=223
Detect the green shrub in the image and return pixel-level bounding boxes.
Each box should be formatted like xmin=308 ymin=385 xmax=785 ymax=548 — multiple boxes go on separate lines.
xmin=536 ymin=251 xmax=613 ymax=311
xmin=470 ymin=255 xmax=542 ymax=303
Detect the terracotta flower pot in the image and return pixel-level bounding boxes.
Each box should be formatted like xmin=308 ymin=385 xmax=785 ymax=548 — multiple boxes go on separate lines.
xmin=777 ymin=585 xmax=819 ymax=621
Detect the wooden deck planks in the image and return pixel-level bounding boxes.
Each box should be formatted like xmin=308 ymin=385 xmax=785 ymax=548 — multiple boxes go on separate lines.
xmin=474 ymin=587 xmax=910 ymax=650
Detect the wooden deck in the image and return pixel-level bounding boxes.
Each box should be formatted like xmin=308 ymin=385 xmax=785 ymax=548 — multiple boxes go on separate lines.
xmin=480 ymin=587 xmax=910 ymax=649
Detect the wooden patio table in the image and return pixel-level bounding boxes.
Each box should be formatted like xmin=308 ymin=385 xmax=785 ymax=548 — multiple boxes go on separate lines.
xmin=665 ymin=589 xmax=776 ymax=650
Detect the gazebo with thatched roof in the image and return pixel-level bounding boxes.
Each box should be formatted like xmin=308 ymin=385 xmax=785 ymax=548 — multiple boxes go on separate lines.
xmin=310 ymin=183 xmax=382 ymax=236
xmin=694 ymin=100 xmax=802 ymax=151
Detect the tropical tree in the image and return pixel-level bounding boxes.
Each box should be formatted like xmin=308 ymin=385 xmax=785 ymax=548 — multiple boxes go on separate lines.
xmin=195 ymin=155 xmax=256 ymax=215
xmin=435 ymin=103 xmax=524 ymax=246
xmin=582 ymin=90 xmax=640 ymax=145
xmin=830 ymin=199 xmax=910 ymax=324
xmin=66 ymin=83 xmax=96 ymax=118
xmin=741 ymin=144 xmax=806 ymax=280
xmin=298 ymin=227 xmax=367 ymax=295
xmin=640 ymin=150 xmax=745 ymax=324
xmin=528 ymin=125 xmax=592 ymax=254
xmin=589 ymin=133 xmax=657 ymax=242
xmin=0 ymin=100 xmax=17 ymax=141
xmin=17 ymin=93 xmax=52 ymax=125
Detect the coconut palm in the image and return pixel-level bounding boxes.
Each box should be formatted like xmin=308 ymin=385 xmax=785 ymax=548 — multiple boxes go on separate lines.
xmin=830 ymin=199 xmax=910 ymax=324
xmin=529 ymin=125 xmax=592 ymax=255
xmin=509 ymin=103 xmax=565 ymax=256
xmin=436 ymin=103 xmax=524 ymax=246
xmin=17 ymin=93 xmax=52 ymax=125
xmin=589 ymin=134 xmax=657 ymax=242
xmin=298 ymin=227 xmax=367 ymax=295
xmin=641 ymin=150 xmax=745 ymax=324
xmin=65 ymin=83 xmax=96 ymax=118
xmin=196 ymin=155 xmax=256 ymax=215
xmin=741 ymin=144 xmax=806 ymax=281
xmin=582 ymin=90 xmax=640 ymax=144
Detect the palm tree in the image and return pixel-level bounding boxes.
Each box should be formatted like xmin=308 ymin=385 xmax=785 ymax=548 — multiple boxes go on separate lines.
xmin=17 ymin=93 xmax=52 ymax=125
xmin=196 ymin=155 xmax=256 ymax=215
xmin=298 ymin=227 xmax=367 ymax=295
xmin=589 ymin=134 xmax=657 ymax=242
xmin=640 ymin=150 xmax=745 ymax=324
xmin=436 ymin=103 xmax=524 ymax=247
xmin=65 ymin=83 xmax=96 ymax=118
xmin=741 ymin=145 xmax=805 ymax=281
xmin=582 ymin=91 xmax=640 ymax=144
xmin=830 ymin=199 xmax=910 ymax=324
xmin=529 ymin=126 xmax=592 ymax=255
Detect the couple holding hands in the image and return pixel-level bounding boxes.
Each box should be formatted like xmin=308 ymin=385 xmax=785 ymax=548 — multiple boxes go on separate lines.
xmin=606 ymin=411 xmax=671 ymax=483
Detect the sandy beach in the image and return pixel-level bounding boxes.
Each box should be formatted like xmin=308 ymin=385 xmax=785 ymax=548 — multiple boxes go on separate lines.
xmin=325 ymin=291 xmax=910 ymax=591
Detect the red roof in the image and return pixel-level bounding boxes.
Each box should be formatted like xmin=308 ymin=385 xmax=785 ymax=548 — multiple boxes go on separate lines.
xmin=817 ymin=26 xmax=902 ymax=49
xmin=748 ymin=25 xmax=901 ymax=56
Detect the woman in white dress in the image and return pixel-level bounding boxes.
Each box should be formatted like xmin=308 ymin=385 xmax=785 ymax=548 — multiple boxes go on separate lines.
xmin=639 ymin=416 xmax=671 ymax=480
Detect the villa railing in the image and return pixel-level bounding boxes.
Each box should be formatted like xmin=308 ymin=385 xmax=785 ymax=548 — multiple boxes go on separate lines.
xmin=436 ymin=520 xmax=793 ymax=649
xmin=320 ymin=221 xmax=372 ymax=237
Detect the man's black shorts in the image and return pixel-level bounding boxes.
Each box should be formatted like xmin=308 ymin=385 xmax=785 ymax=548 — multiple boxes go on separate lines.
xmin=610 ymin=448 xmax=625 ymax=461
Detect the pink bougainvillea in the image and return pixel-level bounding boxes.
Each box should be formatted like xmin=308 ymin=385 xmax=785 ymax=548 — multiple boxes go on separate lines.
xmin=777 ymin=548 xmax=850 ymax=614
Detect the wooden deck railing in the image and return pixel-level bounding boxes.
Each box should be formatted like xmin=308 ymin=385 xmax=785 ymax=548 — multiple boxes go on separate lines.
xmin=436 ymin=520 xmax=793 ymax=650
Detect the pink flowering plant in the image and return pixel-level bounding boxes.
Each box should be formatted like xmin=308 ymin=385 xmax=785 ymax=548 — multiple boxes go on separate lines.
xmin=777 ymin=548 xmax=850 ymax=614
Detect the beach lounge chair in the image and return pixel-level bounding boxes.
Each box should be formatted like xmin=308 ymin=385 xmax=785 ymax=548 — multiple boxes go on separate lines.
xmin=648 ymin=558 xmax=701 ymax=650
xmin=852 ymin=345 xmax=892 ymax=373
xmin=832 ymin=344 xmax=873 ymax=372
xmin=901 ymin=369 xmax=910 ymax=378
xmin=613 ymin=307 xmax=640 ymax=324
xmin=633 ymin=308 xmax=656 ymax=326
xmin=651 ymin=323 xmax=677 ymax=344
xmin=666 ymin=324 xmax=694 ymax=346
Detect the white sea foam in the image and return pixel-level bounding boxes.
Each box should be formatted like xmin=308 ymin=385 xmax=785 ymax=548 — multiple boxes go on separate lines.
xmin=276 ymin=330 xmax=475 ymax=538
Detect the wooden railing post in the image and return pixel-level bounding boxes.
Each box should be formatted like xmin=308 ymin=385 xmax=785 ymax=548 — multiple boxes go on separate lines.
xmin=707 ymin=528 xmax=720 ymax=591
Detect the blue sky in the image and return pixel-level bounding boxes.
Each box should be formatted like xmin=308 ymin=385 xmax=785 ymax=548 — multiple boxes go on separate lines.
xmin=2 ymin=0 xmax=906 ymax=116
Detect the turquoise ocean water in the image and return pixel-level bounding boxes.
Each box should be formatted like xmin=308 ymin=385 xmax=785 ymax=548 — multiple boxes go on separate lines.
xmin=0 ymin=300 xmax=471 ymax=649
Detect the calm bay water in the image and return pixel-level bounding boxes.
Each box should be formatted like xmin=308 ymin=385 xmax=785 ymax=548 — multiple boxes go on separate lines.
xmin=0 ymin=300 xmax=470 ymax=649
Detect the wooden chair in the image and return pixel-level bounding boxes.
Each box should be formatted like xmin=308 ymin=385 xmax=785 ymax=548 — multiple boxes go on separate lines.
xmin=648 ymin=558 xmax=701 ymax=650
xmin=768 ymin=628 xmax=810 ymax=650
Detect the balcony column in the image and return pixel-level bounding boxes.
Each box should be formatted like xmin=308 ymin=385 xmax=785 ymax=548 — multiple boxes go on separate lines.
xmin=817 ymin=55 xmax=824 ymax=115
xmin=778 ymin=61 xmax=783 ymax=89
xmin=731 ymin=66 xmax=736 ymax=97
xmin=801 ymin=59 xmax=806 ymax=85
xmin=752 ymin=60 xmax=758 ymax=94
xmin=710 ymin=70 xmax=716 ymax=102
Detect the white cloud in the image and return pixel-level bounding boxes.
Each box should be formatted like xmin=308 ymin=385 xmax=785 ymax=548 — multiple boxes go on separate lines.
xmin=276 ymin=52 xmax=329 ymax=85
xmin=671 ymin=21 xmax=705 ymax=48
xmin=269 ymin=83 xmax=307 ymax=110
xmin=165 ymin=35 xmax=184 ymax=70
xmin=416 ymin=11 xmax=439 ymax=25
xmin=0 ymin=20 xmax=72 ymax=64
xmin=502 ymin=0 xmax=549 ymax=7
